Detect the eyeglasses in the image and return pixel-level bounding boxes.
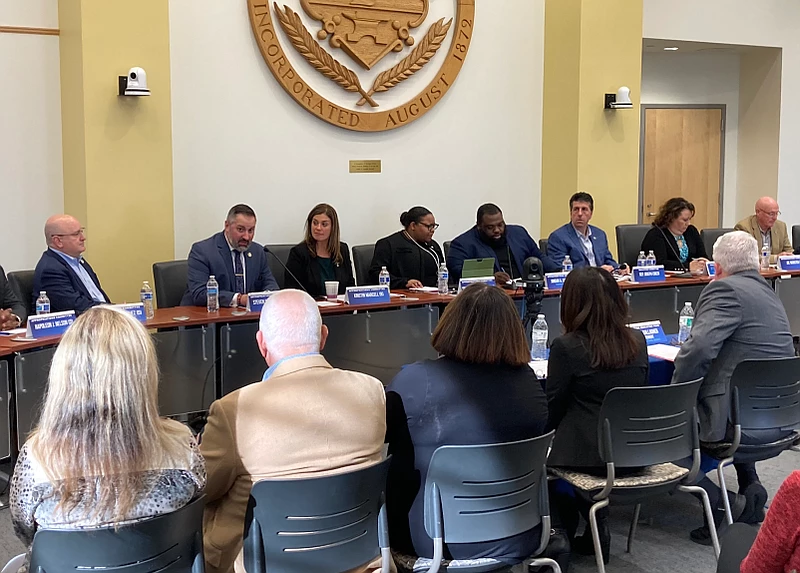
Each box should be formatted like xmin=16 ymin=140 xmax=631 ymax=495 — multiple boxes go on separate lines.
xmin=418 ymin=223 xmax=440 ymax=231
xmin=51 ymin=228 xmax=86 ymax=238
xmin=757 ymin=209 xmax=781 ymax=217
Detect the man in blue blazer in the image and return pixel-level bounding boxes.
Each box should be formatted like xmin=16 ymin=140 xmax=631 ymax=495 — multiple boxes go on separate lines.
xmin=547 ymin=192 xmax=624 ymax=272
xmin=447 ymin=203 xmax=558 ymax=283
xmin=181 ymin=204 xmax=279 ymax=307
xmin=33 ymin=215 xmax=110 ymax=314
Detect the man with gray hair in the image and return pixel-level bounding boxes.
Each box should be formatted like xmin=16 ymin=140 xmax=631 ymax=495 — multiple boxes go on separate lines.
xmin=673 ymin=231 xmax=794 ymax=542
xmin=200 ymin=290 xmax=387 ymax=573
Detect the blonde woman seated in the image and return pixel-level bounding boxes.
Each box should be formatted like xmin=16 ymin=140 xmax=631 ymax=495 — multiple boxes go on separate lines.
xmin=9 ymin=307 xmax=205 ymax=570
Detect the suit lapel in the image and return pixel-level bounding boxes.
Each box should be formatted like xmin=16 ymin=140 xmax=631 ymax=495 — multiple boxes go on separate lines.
xmin=568 ymin=226 xmax=590 ymax=265
xmin=216 ymin=234 xmax=235 ymax=284
xmin=48 ymin=250 xmax=92 ymax=298
xmin=243 ymin=246 xmax=257 ymax=291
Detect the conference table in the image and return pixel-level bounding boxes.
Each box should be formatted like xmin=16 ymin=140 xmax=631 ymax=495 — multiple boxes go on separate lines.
xmin=0 ymin=269 xmax=798 ymax=464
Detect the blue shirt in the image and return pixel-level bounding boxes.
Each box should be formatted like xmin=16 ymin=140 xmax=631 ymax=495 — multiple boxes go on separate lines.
xmin=262 ymin=352 xmax=320 ymax=381
xmin=51 ymin=249 xmax=106 ymax=303
xmin=573 ymin=226 xmax=597 ymax=267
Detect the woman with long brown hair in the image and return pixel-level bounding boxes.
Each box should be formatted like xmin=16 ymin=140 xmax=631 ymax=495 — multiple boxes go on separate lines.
xmin=640 ymin=197 xmax=709 ymax=272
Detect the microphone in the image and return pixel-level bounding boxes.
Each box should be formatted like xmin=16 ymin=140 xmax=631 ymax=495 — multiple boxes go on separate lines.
xmin=263 ymin=246 xmax=308 ymax=293
xmin=656 ymin=225 xmax=693 ymax=277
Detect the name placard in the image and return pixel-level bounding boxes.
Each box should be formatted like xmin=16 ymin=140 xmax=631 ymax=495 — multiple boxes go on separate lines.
xmin=345 ymin=286 xmax=391 ymax=305
xmin=544 ymin=272 xmax=569 ymax=290
xmin=458 ymin=276 xmax=497 ymax=292
xmin=246 ymin=291 xmax=276 ymax=313
xmin=26 ymin=310 xmax=76 ymax=339
xmin=628 ymin=320 xmax=669 ymax=345
xmin=112 ymin=303 xmax=146 ymax=322
xmin=778 ymin=255 xmax=800 ymax=272
xmin=633 ymin=265 xmax=666 ymax=283
xmin=706 ymin=261 xmax=716 ymax=277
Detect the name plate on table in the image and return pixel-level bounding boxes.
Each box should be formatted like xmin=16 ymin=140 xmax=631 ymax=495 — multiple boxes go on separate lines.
xmin=458 ymin=276 xmax=497 ymax=292
xmin=628 ymin=320 xmax=669 ymax=345
xmin=778 ymin=255 xmax=800 ymax=272
xmin=544 ymin=272 xmax=569 ymax=290
xmin=246 ymin=291 xmax=276 ymax=313
xmin=633 ymin=265 xmax=666 ymax=283
xmin=112 ymin=303 xmax=146 ymax=322
xmin=26 ymin=310 xmax=76 ymax=339
xmin=706 ymin=261 xmax=716 ymax=277
xmin=345 ymin=286 xmax=391 ymax=305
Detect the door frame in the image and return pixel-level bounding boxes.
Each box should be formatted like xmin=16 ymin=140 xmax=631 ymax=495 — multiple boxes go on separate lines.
xmin=638 ymin=104 xmax=727 ymax=226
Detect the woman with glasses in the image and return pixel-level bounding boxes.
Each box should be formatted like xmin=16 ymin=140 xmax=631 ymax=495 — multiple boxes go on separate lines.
xmin=368 ymin=206 xmax=445 ymax=289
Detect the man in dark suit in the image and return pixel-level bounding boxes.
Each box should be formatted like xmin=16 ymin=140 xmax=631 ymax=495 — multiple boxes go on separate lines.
xmin=32 ymin=215 xmax=110 ymax=314
xmin=181 ymin=204 xmax=279 ymax=307
xmin=0 ymin=265 xmax=26 ymax=329
xmin=673 ymin=231 xmax=795 ymax=539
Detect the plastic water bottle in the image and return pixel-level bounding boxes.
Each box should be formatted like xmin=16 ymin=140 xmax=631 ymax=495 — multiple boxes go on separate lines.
xmin=562 ymin=255 xmax=573 ymax=273
xmin=437 ymin=263 xmax=449 ymax=295
xmin=35 ymin=291 xmax=50 ymax=315
xmin=678 ymin=302 xmax=694 ymax=344
xmin=646 ymin=250 xmax=657 ymax=267
xmin=379 ymin=266 xmax=391 ymax=288
xmin=636 ymin=251 xmax=646 ymax=267
xmin=761 ymin=243 xmax=770 ymax=270
xmin=206 ymin=275 xmax=219 ymax=312
xmin=140 ymin=281 xmax=155 ymax=319
xmin=531 ymin=314 xmax=548 ymax=361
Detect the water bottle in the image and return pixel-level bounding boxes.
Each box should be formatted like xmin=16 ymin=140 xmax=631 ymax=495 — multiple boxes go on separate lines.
xmin=531 ymin=314 xmax=548 ymax=361
xmin=761 ymin=243 xmax=770 ymax=270
xmin=437 ymin=263 xmax=449 ymax=295
xmin=379 ymin=266 xmax=391 ymax=288
xmin=140 ymin=281 xmax=155 ymax=319
xmin=646 ymin=250 xmax=657 ymax=267
xmin=636 ymin=251 xmax=646 ymax=267
xmin=206 ymin=275 xmax=219 ymax=312
xmin=562 ymin=255 xmax=573 ymax=273
xmin=35 ymin=291 xmax=50 ymax=315
xmin=678 ymin=302 xmax=694 ymax=344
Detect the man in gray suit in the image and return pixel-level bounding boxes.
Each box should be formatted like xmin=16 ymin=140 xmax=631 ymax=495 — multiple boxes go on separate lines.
xmin=673 ymin=231 xmax=795 ymax=542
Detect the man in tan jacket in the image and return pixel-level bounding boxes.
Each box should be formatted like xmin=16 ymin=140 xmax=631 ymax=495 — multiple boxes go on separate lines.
xmin=200 ymin=289 xmax=387 ymax=573
xmin=734 ymin=197 xmax=793 ymax=264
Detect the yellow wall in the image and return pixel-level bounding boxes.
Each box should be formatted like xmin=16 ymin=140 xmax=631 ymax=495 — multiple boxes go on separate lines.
xmin=59 ymin=0 xmax=175 ymax=303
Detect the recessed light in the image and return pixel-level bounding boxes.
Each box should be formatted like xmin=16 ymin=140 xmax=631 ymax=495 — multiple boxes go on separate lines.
xmin=664 ymin=46 xmax=679 ymax=51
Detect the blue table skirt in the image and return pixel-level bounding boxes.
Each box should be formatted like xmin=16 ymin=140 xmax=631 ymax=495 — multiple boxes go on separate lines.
xmin=648 ymin=355 xmax=674 ymax=386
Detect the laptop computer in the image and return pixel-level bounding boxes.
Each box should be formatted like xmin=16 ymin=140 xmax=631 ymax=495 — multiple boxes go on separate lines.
xmin=461 ymin=258 xmax=496 ymax=279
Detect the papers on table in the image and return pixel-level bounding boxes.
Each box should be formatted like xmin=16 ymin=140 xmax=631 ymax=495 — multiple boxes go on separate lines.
xmin=528 ymin=360 xmax=548 ymax=379
xmin=647 ymin=343 xmax=680 ymax=362
xmin=316 ymin=301 xmax=341 ymax=308
xmin=409 ymin=286 xmax=439 ymax=293
xmin=0 ymin=327 xmax=27 ymax=336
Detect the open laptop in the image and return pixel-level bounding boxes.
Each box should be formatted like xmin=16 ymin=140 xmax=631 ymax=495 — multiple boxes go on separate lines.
xmin=462 ymin=258 xmax=496 ymax=279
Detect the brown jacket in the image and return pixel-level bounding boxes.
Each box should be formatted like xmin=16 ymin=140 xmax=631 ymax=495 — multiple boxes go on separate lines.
xmin=200 ymin=354 xmax=387 ymax=573
xmin=734 ymin=215 xmax=792 ymax=263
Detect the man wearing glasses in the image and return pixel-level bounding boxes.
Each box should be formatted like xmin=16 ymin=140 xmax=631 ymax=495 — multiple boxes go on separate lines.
xmin=735 ymin=197 xmax=793 ymax=265
xmin=33 ymin=214 xmax=110 ymax=314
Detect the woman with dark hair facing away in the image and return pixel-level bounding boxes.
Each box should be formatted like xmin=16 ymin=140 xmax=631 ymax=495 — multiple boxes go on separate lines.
xmin=546 ymin=267 xmax=649 ymax=564
xmin=368 ymin=206 xmax=445 ymax=288
xmin=285 ymin=203 xmax=355 ymax=297
xmin=385 ymin=283 xmax=549 ymax=567
xmin=640 ymin=197 xmax=709 ymax=272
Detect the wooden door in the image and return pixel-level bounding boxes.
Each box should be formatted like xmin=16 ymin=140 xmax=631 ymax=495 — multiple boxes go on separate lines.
xmin=641 ymin=108 xmax=723 ymax=229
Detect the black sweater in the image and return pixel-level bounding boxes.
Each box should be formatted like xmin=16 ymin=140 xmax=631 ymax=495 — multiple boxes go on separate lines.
xmin=368 ymin=231 xmax=444 ymax=288
xmin=284 ymin=242 xmax=355 ymax=298
xmin=640 ymin=224 xmax=708 ymax=271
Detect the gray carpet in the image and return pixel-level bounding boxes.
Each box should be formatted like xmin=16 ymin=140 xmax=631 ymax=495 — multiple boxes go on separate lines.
xmin=0 ymin=450 xmax=796 ymax=572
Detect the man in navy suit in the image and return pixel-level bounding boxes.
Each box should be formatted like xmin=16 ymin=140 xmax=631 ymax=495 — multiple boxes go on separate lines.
xmin=33 ymin=215 xmax=110 ymax=314
xmin=547 ymin=192 xmax=627 ymax=273
xmin=181 ymin=204 xmax=279 ymax=307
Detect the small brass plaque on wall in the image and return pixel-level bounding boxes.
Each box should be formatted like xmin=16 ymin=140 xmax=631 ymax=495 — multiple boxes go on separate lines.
xmin=349 ymin=160 xmax=382 ymax=174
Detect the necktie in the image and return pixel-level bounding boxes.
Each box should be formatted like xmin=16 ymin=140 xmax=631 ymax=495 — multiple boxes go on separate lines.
xmin=234 ymin=251 xmax=245 ymax=294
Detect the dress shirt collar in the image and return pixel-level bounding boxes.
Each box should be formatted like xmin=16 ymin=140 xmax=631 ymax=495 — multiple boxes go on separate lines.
xmin=262 ymin=352 xmax=322 ymax=381
xmin=572 ymin=224 xmax=592 ymax=239
xmin=50 ymin=247 xmax=82 ymax=265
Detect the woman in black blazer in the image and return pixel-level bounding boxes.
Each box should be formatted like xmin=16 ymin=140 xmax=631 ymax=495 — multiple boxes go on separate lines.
xmin=546 ymin=267 xmax=649 ymax=564
xmin=285 ymin=204 xmax=355 ymax=297
xmin=640 ymin=197 xmax=709 ymax=272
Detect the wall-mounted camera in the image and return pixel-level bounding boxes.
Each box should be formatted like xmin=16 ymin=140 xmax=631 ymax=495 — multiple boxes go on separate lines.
xmin=118 ymin=67 xmax=150 ymax=97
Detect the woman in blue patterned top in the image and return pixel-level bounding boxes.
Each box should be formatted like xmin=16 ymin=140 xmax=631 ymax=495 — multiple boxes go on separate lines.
xmin=641 ymin=197 xmax=709 ymax=272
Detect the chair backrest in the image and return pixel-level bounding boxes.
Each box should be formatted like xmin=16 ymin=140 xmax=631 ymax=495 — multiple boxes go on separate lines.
xmin=152 ymin=260 xmax=189 ymax=309
xmin=29 ymin=496 xmax=205 ymax=573
xmin=423 ymin=432 xmax=554 ymax=544
xmin=539 ymin=238 xmax=549 ymax=256
xmin=244 ymin=457 xmax=391 ymax=573
xmin=598 ymin=379 xmax=703 ymax=468
xmin=715 ymin=523 xmax=759 ymax=573
xmin=443 ymin=240 xmax=451 ymax=260
xmin=730 ymin=357 xmax=800 ymax=432
xmin=7 ymin=270 xmax=34 ymax=318
xmin=793 ymin=224 xmax=800 ymax=252
xmin=264 ymin=244 xmax=294 ymax=289
xmin=615 ymin=224 xmax=651 ymax=268
xmin=352 ymin=244 xmax=375 ymax=286
xmin=700 ymin=228 xmax=734 ymax=258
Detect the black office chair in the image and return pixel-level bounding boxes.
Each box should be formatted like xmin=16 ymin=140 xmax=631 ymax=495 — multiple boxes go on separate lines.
xmin=615 ymin=224 xmax=651 ymax=268
xmin=28 ymin=496 xmax=205 ymax=573
xmin=264 ymin=243 xmax=294 ymax=289
xmin=715 ymin=523 xmax=759 ymax=573
xmin=793 ymin=225 xmax=800 ymax=252
xmin=539 ymin=238 xmax=549 ymax=257
xmin=352 ymin=244 xmax=375 ymax=286
xmin=7 ymin=269 xmax=34 ymax=319
xmin=701 ymin=228 xmax=734 ymax=258
xmin=152 ymin=260 xmax=189 ymax=309
xmin=701 ymin=357 xmax=800 ymax=525
xmin=443 ymin=240 xmax=451 ymax=260
xmin=243 ymin=458 xmax=392 ymax=573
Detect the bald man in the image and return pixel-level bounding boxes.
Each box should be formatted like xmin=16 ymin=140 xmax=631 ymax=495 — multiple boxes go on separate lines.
xmin=32 ymin=215 xmax=110 ymax=314
xmin=735 ymin=197 xmax=793 ymax=264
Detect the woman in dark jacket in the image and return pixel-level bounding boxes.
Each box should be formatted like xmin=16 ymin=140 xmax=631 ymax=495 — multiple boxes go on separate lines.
xmin=640 ymin=197 xmax=709 ymax=272
xmin=285 ymin=203 xmax=355 ymax=297
xmin=546 ymin=266 xmax=649 ymax=564
xmin=368 ymin=207 xmax=444 ymax=288
xmin=386 ymin=283 xmax=548 ymax=566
